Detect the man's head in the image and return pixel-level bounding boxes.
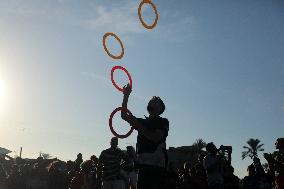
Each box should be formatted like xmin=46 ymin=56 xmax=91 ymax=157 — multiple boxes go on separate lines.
xmin=80 ymin=160 xmax=93 ymax=174
xmin=110 ymin=137 xmax=118 ymax=149
xmin=126 ymin=146 xmax=135 ymax=156
xmin=77 ymin=153 xmax=82 ymax=159
xmin=206 ymin=142 xmax=218 ymax=155
xmin=275 ymin=138 xmax=284 ymax=150
xmin=37 ymin=156 xmax=43 ymax=163
xmin=90 ymin=155 xmax=98 ymax=165
xmin=147 ymin=96 xmax=165 ymax=117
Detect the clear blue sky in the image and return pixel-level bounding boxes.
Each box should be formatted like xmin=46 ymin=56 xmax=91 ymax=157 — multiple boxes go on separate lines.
xmin=0 ymin=0 xmax=283 ymax=178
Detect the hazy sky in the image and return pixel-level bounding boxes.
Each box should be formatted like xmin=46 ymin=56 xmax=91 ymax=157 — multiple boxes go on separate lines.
xmin=0 ymin=0 xmax=284 ymax=178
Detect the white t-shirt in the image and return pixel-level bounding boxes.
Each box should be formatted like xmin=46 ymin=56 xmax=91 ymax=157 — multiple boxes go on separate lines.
xmin=136 ymin=142 xmax=166 ymax=168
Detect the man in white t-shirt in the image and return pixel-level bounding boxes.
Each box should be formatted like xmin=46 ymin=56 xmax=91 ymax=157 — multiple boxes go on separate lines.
xmin=121 ymin=84 xmax=169 ymax=189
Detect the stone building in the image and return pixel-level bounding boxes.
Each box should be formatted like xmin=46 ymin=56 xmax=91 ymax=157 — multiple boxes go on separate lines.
xmin=167 ymin=146 xmax=203 ymax=170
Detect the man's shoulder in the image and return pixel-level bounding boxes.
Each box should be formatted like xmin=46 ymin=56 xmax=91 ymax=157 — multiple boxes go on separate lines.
xmin=155 ymin=117 xmax=169 ymax=130
xmin=104 ymin=148 xmax=124 ymax=155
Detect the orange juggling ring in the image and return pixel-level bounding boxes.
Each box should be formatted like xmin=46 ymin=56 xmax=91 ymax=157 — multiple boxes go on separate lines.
xmin=138 ymin=0 xmax=159 ymax=30
xmin=111 ymin=66 xmax=133 ymax=93
xmin=109 ymin=107 xmax=134 ymax=139
xmin=103 ymin=32 xmax=124 ymax=60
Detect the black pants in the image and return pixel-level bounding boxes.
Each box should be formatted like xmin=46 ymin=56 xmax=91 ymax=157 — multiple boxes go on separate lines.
xmin=137 ymin=165 xmax=166 ymax=189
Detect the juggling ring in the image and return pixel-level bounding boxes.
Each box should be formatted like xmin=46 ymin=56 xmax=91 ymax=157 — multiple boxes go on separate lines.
xmin=109 ymin=107 xmax=134 ymax=139
xmin=103 ymin=32 xmax=124 ymax=60
xmin=138 ymin=0 xmax=159 ymax=29
xmin=111 ymin=66 xmax=133 ymax=93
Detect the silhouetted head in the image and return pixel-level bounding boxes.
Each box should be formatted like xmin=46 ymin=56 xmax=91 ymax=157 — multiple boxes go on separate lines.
xmin=37 ymin=156 xmax=43 ymax=162
xmin=276 ymin=138 xmax=284 ymax=150
xmin=66 ymin=160 xmax=74 ymax=170
xmin=126 ymin=146 xmax=135 ymax=156
xmin=80 ymin=160 xmax=93 ymax=174
xmin=47 ymin=161 xmax=60 ymax=173
xmin=110 ymin=137 xmax=118 ymax=149
xmin=90 ymin=155 xmax=98 ymax=165
xmin=147 ymin=96 xmax=165 ymax=118
xmin=77 ymin=153 xmax=82 ymax=159
xmin=206 ymin=142 xmax=218 ymax=155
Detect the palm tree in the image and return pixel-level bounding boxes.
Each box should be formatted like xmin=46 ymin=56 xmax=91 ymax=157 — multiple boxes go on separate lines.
xmin=242 ymin=138 xmax=264 ymax=160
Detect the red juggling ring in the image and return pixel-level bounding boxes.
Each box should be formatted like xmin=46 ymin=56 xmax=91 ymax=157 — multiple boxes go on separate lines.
xmin=109 ymin=107 xmax=134 ymax=139
xmin=111 ymin=66 xmax=133 ymax=93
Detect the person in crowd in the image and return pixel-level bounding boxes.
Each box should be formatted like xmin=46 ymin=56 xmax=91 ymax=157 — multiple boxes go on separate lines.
xmin=195 ymin=163 xmax=208 ymax=189
xmin=122 ymin=146 xmax=138 ymax=189
xmin=223 ymin=165 xmax=239 ymax=189
xmin=67 ymin=160 xmax=77 ymax=185
xmin=264 ymin=138 xmax=284 ymax=189
xmin=0 ymin=156 xmax=8 ymax=189
xmin=70 ymin=160 xmax=95 ymax=189
xmin=98 ymin=137 xmax=126 ymax=189
xmin=6 ymin=164 xmax=25 ymax=189
xmin=242 ymin=164 xmax=259 ymax=189
xmin=203 ymin=142 xmax=224 ymax=189
xmin=121 ymin=84 xmax=169 ymax=189
xmin=195 ymin=153 xmax=208 ymax=189
xmin=48 ymin=160 xmax=68 ymax=189
xmin=90 ymin=155 xmax=99 ymax=188
xmin=177 ymin=166 xmax=186 ymax=186
xmin=165 ymin=162 xmax=179 ymax=189
xmin=75 ymin=153 xmax=84 ymax=172
xmin=180 ymin=162 xmax=202 ymax=189
xmin=25 ymin=157 xmax=47 ymax=189
xmin=252 ymin=157 xmax=270 ymax=189
xmin=35 ymin=156 xmax=49 ymax=189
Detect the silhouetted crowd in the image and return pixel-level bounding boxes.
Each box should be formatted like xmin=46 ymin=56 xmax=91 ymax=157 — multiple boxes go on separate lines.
xmin=1 ymin=88 xmax=283 ymax=189
xmin=0 ymin=137 xmax=283 ymax=189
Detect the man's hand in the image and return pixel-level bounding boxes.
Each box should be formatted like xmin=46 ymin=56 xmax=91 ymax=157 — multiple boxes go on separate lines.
xmin=123 ymin=83 xmax=132 ymax=97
